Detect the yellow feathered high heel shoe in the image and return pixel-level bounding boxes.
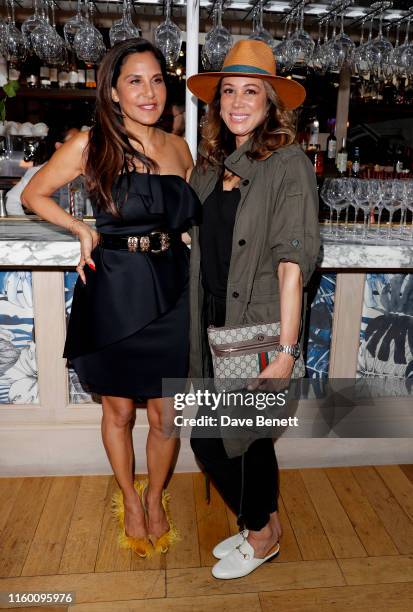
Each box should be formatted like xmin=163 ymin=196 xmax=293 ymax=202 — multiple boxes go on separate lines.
xmin=111 ymin=480 xmax=153 ymax=558
xmin=140 ymin=481 xmax=180 ymax=554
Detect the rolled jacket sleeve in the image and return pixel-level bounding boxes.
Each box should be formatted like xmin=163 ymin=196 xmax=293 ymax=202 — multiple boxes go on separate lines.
xmin=270 ymin=152 xmax=321 ymax=286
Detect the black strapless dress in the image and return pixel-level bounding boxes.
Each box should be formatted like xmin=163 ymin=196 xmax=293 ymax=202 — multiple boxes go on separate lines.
xmin=63 ymin=172 xmax=201 ymax=400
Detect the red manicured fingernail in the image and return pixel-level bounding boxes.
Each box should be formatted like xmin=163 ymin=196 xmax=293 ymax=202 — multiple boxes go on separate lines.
xmin=88 ymin=262 xmax=96 ymax=271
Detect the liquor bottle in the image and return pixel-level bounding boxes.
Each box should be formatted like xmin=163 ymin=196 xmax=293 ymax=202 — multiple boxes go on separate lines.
xmin=395 ymin=80 xmax=406 ymax=105
xmin=383 ymin=80 xmax=396 ymax=105
xmin=58 ymin=68 xmax=69 ymax=88
xmin=49 ymin=65 xmax=58 ymax=88
xmin=393 ymin=145 xmax=405 ymax=177
xmin=7 ymin=60 xmax=20 ymax=82
xmin=68 ymin=54 xmax=79 ymax=89
xmin=39 ymin=63 xmax=50 ymax=88
xmin=19 ymin=53 xmax=38 ymax=87
xmin=308 ymin=115 xmax=320 ymax=147
xmin=85 ymin=63 xmax=96 ymax=88
xmin=26 ymin=72 xmax=38 ymax=87
xmin=313 ymin=144 xmax=324 ymax=177
xmin=336 ymin=137 xmax=348 ymax=176
xmin=326 ymin=126 xmax=337 ymax=164
xmin=77 ymin=61 xmax=86 ymax=89
xmin=351 ymin=147 xmax=361 ymax=177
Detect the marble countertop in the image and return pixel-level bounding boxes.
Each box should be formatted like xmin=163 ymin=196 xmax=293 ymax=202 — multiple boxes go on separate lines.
xmin=0 ymin=218 xmax=413 ymax=269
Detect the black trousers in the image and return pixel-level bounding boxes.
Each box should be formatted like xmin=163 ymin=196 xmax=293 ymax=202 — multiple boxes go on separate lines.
xmin=194 ymin=290 xmax=280 ymax=531
xmin=191 ymin=435 xmax=279 ymax=531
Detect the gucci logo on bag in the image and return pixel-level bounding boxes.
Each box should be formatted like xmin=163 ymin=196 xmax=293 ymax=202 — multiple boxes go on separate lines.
xmin=255 ymin=334 xmax=265 ymax=342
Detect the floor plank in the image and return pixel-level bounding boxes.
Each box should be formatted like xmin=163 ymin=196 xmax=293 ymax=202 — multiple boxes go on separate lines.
xmin=325 ymin=467 xmax=398 ymax=557
xmin=193 ymin=473 xmax=229 ymax=567
xmin=166 ymin=559 xmax=345 ymax=597
xmin=277 ymin=495 xmax=302 ymax=562
xmin=2 ymin=608 xmax=68 ymax=612
xmin=375 ymin=465 xmax=413 ymax=522
xmin=279 ymin=470 xmax=334 ymax=560
xmin=72 ymin=593 xmax=261 ymax=612
xmin=0 ymin=477 xmax=51 ymax=578
xmin=0 ymin=478 xmax=23 ymax=535
xmin=339 ymin=555 xmax=413 ymax=586
xmin=352 ymin=466 xmax=413 ymax=554
xmin=1 ymin=466 xmax=412 ymax=611
xmin=0 ymin=570 xmax=165 ymax=604
xmin=259 ymin=582 xmax=413 ymax=612
xmin=129 ymin=546 xmax=166 ymax=572
xmin=59 ymin=476 xmax=110 ymax=575
xmin=165 ymin=473 xmax=201 ymax=570
xmin=400 ymin=464 xmax=413 ymax=485
xmin=300 ymin=468 xmax=366 ymax=558
xmin=22 ymin=477 xmax=80 ymax=577
xmin=94 ymin=477 xmax=132 ymax=573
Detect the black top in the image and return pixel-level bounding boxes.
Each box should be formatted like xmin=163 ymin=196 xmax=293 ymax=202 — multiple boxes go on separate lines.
xmin=199 ymin=178 xmax=241 ymax=299
xmin=64 ymin=172 xmax=201 ymax=359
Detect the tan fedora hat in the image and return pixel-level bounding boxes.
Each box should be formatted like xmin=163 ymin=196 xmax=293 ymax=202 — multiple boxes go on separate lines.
xmin=187 ymin=39 xmax=306 ymax=110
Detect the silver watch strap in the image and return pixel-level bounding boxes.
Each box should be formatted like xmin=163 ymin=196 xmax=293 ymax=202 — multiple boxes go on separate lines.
xmin=275 ymin=344 xmax=300 ymax=358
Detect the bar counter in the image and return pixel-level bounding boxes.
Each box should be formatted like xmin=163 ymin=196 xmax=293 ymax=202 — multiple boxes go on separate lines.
xmin=0 ymin=218 xmax=411 ymax=476
xmin=1 ymin=218 xmax=413 ymax=268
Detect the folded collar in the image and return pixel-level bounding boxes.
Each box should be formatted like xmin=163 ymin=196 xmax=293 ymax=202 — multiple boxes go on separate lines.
xmin=197 ymin=137 xmax=255 ymax=177
xmin=223 ymin=138 xmax=256 ymax=179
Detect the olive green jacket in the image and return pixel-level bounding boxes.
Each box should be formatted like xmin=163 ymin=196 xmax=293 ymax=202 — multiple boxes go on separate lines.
xmin=189 ymin=140 xmax=321 ymax=381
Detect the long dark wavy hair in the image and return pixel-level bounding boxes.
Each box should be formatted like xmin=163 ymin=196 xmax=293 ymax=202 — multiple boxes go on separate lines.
xmin=84 ymin=38 xmax=168 ymax=215
xmin=198 ymin=79 xmax=296 ymax=171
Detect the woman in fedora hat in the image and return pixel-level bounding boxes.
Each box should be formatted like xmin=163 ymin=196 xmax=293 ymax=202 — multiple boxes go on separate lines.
xmin=187 ymin=40 xmax=320 ymax=579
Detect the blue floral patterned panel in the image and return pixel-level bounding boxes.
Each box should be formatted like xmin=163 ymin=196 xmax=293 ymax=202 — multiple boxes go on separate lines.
xmin=305 ymin=273 xmax=336 ymax=379
xmin=0 ymin=272 xmax=38 ymax=404
xmin=64 ymin=271 xmax=96 ymax=404
xmin=358 ymin=273 xmax=413 ymax=378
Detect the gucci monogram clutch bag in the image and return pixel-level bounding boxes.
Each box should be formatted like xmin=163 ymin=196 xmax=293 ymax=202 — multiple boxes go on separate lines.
xmin=207 ymin=322 xmax=306 ymax=392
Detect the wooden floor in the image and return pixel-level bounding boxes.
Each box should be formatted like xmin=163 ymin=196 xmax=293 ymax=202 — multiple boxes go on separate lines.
xmin=0 ymin=466 xmax=413 ymax=611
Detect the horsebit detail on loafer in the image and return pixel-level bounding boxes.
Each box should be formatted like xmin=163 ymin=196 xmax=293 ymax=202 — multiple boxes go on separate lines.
xmin=236 ymin=544 xmax=251 ymax=560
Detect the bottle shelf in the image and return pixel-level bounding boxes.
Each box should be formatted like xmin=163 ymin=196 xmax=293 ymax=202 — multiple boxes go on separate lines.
xmin=349 ymin=102 xmax=413 ymax=116
xmin=16 ymin=87 xmax=96 ymax=100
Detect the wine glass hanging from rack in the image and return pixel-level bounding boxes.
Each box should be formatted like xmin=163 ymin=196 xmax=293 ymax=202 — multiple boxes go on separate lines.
xmin=109 ymin=0 xmax=140 ymax=47
xmin=248 ymin=0 xmax=274 ymax=47
xmin=202 ymin=0 xmax=233 ymax=71
xmin=154 ymin=0 xmax=182 ymax=67
xmin=73 ymin=1 xmax=106 ymax=64
xmin=2 ymin=0 xmax=413 ymax=82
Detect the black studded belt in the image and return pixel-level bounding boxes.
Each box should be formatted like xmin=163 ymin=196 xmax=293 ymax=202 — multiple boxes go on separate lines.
xmin=99 ymin=231 xmax=177 ymax=253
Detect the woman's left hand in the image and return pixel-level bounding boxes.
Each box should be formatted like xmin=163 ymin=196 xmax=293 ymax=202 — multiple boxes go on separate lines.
xmin=247 ymin=352 xmax=295 ymax=391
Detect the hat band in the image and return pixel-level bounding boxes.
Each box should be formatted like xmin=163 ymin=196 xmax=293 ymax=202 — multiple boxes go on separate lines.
xmin=221 ymin=64 xmax=273 ymax=76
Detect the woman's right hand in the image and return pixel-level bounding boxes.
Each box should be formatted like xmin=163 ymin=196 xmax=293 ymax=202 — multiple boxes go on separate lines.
xmin=72 ymin=220 xmax=100 ymax=284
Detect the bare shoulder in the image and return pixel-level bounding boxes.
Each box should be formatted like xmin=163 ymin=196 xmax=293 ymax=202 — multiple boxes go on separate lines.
xmin=50 ymin=130 xmax=91 ymax=173
xmin=165 ymin=132 xmax=193 ymax=164
xmin=70 ymin=130 xmax=91 ymax=159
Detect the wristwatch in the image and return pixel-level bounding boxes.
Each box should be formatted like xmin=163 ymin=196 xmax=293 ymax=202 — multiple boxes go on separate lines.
xmin=275 ymin=343 xmax=301 ymax=359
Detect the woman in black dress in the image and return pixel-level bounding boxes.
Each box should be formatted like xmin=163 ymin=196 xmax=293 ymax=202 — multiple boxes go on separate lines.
xmin=22 ymin=39 xmax=200 ymax=558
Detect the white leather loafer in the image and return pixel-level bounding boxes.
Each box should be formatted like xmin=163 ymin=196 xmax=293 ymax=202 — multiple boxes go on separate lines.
xmin=213 ymin=529 xmax=249 ymax=559
xmin=212 ymin=538 xmax=280 ymax=580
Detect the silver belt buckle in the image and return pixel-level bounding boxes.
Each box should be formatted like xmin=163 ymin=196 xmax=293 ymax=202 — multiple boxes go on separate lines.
xmin=139 ymin=235 xmax=151 ymax=252
xmin=127 ymin=236 xmax=139 ymax=253
xmin=150 ymin=231 xmax=170 ymax=254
